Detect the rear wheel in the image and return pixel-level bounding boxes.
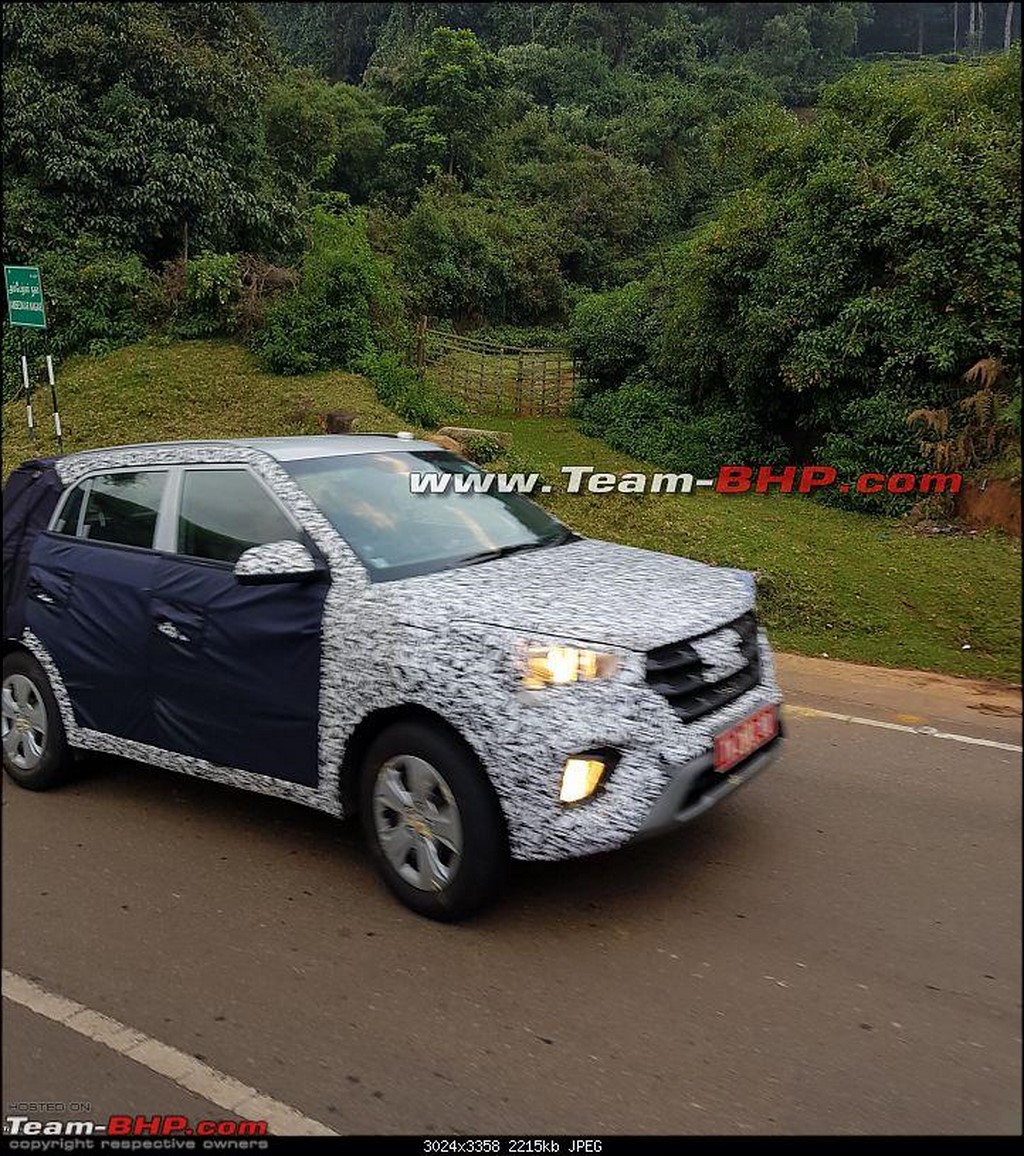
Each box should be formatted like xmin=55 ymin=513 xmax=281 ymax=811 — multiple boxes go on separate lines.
xmin=2 ymin=651 xmax=71 ymax=790
xmin=359 ymin=721 xmax=509 ymax=921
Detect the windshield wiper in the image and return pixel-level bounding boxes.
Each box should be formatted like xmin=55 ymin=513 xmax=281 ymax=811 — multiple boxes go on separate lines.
xmin=457 ymin=530 xmax=576 ymax=568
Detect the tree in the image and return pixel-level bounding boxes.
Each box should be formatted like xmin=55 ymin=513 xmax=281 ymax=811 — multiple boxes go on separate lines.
xmin=2 ymin=2 xmax=298 ymax=261
xmin=417 ymin=27 xmax=505 ymax=177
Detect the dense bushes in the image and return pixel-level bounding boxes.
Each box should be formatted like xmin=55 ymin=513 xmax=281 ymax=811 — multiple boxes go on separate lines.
xmin=569 ymin=282 xmax=658 ymax=395
xmin=358 ymin=350 xmax=464 ymax=428
xmin=174 ymin=254 xmax=242 ymax=339
xmin=253 ymin=206 xmax=403 ymax=375
xmin=816 ymin=394 xmax=930 ymax=516
xmin=380 ymin=181 xmax=566 ymax=324
xmin=577 ymin=380 xmax=787 ymax=479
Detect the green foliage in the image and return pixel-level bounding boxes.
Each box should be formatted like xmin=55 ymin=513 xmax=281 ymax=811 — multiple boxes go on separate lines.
xmin=458 ymin=432 xmax=506 ymax=464
xmin=264 ymin=68 xmax=385 ymax=200
xmin=577 ymin=379 xmax=788 ymax=478
xmin=2 ymin=3 xmax=300 ymax=262
xmin=816 ymin=394 xmax=930 ymax=516
xmin=4 ymin=2 xmax=1021 ymax=526
xmin=176 ymin=254 xmax=242 ymax=339
xmin=254 ymin=206 xmax=403 ymax=375
xmin=384 ymin=180 xmax=565 ymax=323
xmin=2 ymin=237 xmax=161 ymax=400
xmin=371 ymin=26 xmax=504 ymax=195
xmin=570 ymin=283 xmax=658 ymax=394
xmin=658 ymin=50 xmax=1022 ymax=468
xmin=358 ymin=348 xmax=465 ymax=427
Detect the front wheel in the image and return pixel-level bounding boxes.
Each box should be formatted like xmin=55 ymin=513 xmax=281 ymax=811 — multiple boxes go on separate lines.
xmin=359 ymin=721 xmax=510 ymax=921
xmin=2 ymin=650 xmax=72 ymax=790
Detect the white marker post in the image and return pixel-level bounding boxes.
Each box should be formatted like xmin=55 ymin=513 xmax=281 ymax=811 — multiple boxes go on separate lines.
xmin=21 ymin=353 xmax=35 ymax=443
xmin=5 ymin=266 xmax=47 ymax=446
xmin=46 ymin=354 xmax=62 ymax=451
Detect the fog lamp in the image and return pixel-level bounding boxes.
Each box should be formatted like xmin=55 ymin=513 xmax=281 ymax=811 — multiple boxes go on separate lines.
xmin=560 ymin=757 xmax=607 ymax=803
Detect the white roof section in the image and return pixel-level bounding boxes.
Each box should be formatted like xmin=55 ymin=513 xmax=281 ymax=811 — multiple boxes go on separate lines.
xmin=63 ymin=434 xmax=443 ymax=464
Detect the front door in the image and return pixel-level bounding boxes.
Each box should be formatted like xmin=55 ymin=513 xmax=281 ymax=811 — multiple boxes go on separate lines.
xmin=148 ymin=466 xmax=327 ymax=786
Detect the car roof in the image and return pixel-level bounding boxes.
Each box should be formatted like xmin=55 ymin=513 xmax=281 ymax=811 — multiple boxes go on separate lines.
xmin=64 ymin=435 xmax=442 ymax=463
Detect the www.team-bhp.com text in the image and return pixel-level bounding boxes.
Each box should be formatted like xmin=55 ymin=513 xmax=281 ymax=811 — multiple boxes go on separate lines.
xmin=409 ymin=465 xmax=963 ymax=497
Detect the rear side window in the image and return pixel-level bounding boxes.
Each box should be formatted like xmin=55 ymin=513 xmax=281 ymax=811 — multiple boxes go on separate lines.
xmin=81 ymin=471 xmax=168 ymax=548
xmin=177 ymin=469 xmax=299 ymax=564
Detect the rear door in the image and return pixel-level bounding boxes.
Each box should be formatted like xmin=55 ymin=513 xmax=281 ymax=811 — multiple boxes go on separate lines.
xmin=26 ymin=468 xmax=170 ymax=743
xmin=148 ymin=465 xmax=327 ymax=786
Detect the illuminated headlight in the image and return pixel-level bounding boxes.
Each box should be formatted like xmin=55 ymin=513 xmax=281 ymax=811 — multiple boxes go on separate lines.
xmin=520 ymin=644 xmax=619 ymax=689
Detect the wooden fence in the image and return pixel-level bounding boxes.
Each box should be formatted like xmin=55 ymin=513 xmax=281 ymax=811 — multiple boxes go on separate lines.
xmin=413 ymin=319 xmax=577 ymax=417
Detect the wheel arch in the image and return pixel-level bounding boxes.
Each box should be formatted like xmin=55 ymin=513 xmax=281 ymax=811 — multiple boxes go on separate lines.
xmin=338 ymin=704 xmax=506 ymax=830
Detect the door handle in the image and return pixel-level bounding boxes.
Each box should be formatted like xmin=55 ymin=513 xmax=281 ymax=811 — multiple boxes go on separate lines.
xmin=28 ymin=572 xmax=73 ymax=608
xmin=155 ymin=619 xmax=191 ymax=644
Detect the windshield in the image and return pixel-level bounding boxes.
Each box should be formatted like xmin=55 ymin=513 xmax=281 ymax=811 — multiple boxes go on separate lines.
xmin=284 ymin=450 xmax=573 ymax=580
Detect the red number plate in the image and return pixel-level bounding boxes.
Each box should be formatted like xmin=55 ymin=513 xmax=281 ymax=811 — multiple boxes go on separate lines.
xmin=714 ymin=705 xmax=779 ymax=774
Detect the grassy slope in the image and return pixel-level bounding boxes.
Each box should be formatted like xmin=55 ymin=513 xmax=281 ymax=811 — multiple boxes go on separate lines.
xmin=2 ymin=339 xmax=1020 ymax=683
xmin=1 ymin=338 xmax=406 ymax=467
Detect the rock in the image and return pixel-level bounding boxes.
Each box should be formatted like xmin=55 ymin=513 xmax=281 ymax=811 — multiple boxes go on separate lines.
xmin=319 ymin=410 xmax=358 ymax=434
xmin=435 ymin=426 xmax=511 ymax=464
xmin=427 ymin=433 xmax=464 ymax=454
xmin=436 ymin=426 xmax=511 ymax=449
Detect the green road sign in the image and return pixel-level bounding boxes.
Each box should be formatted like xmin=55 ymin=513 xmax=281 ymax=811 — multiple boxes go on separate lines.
xmin=4 ymin=265 xmax=47 ymax=329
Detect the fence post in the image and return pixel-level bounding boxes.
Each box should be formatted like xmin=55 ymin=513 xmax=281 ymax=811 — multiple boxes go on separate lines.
xmin=478 ymin=345 xmax=486 ymax=413
xmin=415 ymin=316 xmax=427 ymax=368
xmin=516 ymin=350 xmax=524 ymax=416
xmin=556 ymin=353 xmax=563 ymax=414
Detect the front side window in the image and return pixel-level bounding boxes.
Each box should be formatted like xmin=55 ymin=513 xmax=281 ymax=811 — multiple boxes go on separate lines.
xmin=177 ymin=469 xmax=299 ymax=564
xmin=53 ymin=483 xmax=85 ymax=536
xmin=80 ymin=471 xmax=168 ymax=548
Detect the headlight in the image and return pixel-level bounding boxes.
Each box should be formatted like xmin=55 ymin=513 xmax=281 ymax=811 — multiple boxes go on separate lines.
xmin=520 ymin=643 xmax=619 ymax=689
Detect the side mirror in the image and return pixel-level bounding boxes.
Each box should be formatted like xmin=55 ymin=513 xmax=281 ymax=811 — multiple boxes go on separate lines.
xmin=234 ymin=541 xmax=324 ymax=585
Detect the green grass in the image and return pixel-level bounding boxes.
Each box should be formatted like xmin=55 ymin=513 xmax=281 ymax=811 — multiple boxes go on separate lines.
xmin=3 ymin=339 xmax=1020 ymax=684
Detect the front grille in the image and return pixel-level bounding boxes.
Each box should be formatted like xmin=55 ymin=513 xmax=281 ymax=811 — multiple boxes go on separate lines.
xmin=645 ymin=610 xmax=761 ymax=724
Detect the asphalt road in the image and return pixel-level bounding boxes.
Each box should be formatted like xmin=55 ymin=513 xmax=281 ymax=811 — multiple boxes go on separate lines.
xmin=3 ymin=657 xmax=1021 ymax=1136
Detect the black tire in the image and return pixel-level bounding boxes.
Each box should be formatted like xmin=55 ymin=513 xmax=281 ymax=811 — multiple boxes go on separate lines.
xmin=358 ymin=720 xmax=510 ymax=921
xmin=2 ymin=650 xmax=72 ymax=790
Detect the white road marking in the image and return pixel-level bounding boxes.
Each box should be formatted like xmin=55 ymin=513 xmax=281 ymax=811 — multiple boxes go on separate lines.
xmin=1 ymin=970 xmax=338 ymax=1136
xmin=786 ymin=704 xmax=1022 ymax=754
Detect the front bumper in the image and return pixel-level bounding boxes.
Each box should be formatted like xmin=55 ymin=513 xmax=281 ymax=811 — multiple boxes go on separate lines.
xmin=632 ymin=729 xmax=784 ymax=842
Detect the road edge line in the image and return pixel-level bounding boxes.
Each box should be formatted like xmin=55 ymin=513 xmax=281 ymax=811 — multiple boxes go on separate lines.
xmin=1 ymin=969 xmax=338 ymax=1136
xmin=785 ymin=704 xmax=1023 ymax=753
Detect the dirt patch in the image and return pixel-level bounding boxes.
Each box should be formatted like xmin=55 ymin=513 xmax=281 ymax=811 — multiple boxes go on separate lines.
xmin=955 ymin=477 xmax=1021 ymax=537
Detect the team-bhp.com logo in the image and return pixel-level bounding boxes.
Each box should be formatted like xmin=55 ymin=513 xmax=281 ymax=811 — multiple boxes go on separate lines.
xmin=5 ymin=1114 xmax=268 ymax=1138
xmin=409 ymin=464 xmax=963 ymax=496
